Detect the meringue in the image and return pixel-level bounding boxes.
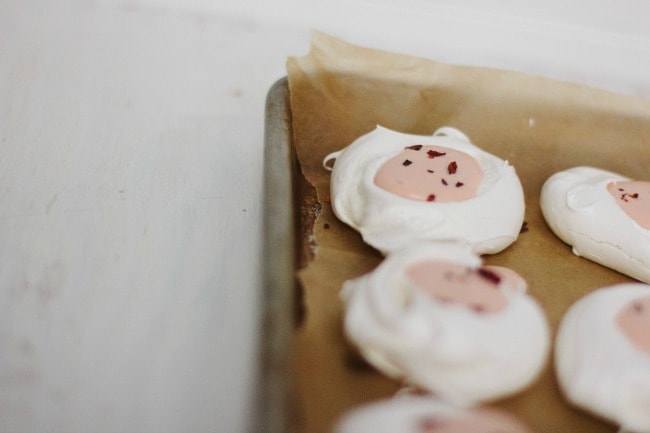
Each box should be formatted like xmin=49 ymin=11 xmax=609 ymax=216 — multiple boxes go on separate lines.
xmin=555 ymin=283 xmax=650 ymax=432
xmin=333 ymin=394 xmax=535 ymax=433
xmin=341 ymin=242 xmax=550 ymax=406
xmin=324 ymin=126 xmax=525 ymax=255
xmin=540 ymin=166 xmax=650 ymax=283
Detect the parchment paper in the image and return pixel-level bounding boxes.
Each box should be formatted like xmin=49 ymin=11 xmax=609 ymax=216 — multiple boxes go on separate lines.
xmin=286 ymin=31 xmax=650 ymax=433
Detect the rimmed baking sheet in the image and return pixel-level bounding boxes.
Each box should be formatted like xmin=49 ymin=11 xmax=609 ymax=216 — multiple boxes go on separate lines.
xmin=263 ymin=32 xmax=650 ymax=433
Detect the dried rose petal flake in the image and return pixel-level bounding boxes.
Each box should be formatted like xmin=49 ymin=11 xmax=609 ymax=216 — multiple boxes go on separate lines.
xmin=478 ymin=268 xmax=501 ymax=285
xmin=427 ymin=150 xmax=446 ymax=158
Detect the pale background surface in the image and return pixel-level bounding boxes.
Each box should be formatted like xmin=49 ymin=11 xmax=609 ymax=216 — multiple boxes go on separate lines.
xmin=1 ymin=1 xmax=648 ymax=433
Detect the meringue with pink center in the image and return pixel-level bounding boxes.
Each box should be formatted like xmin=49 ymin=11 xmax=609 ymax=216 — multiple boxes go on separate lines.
xmin=341 ymin=242 xmax=550 ymax=407
xmin=540 ymin=166 xmax=650 ymax=283
xmin=555 ymin=283 xmax=650 ymax=432
xmin=324 ymin=126 xmax=525 ymax=255
xmin=333 ymin=394 xmax=536 ymax=433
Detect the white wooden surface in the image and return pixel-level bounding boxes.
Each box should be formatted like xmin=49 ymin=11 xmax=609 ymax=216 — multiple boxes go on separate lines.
xmin=1 ymin=1 xmax=648 ymax=433
xmin=0 ymin=2 xmax=306 ymax=432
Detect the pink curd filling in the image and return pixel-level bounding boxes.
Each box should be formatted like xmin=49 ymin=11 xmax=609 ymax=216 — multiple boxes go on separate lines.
xmin=482 ymin=265 xmax=527 ymax=293
xmin=616 ymin=295 xmax=650 ymax=355
xmin=374 ymin=145 xmax=483 ymax=202
xmin=607 ymin=180 xmax=650 ymax=229
xmin=405 ymin=261 xmax=510 ymax=314
xmin=416 ymin=408 xmax=533 ymax=433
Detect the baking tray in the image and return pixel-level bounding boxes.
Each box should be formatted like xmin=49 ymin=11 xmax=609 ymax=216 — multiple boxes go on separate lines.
xmin=261 ymin=76 xmax=323 ymax=433
xmin=260 ymin=76 xmax=322 ymax=433
xmin=258 ymin=76 xmax=296 ymax=433
xmin=261 ymin=70 xmax=650 ymax=433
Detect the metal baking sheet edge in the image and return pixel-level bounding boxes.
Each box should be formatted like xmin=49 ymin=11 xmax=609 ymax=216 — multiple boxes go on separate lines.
xmin=255 ymin=76 xmax=296 ymax=433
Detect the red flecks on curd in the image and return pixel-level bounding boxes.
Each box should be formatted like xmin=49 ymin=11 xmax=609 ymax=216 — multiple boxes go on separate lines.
xmin=607 ymin=180 xmax=650 ymax=229
xmin=374 ymin=145 xmax=483 ymax=202
xmin=405 ymin=261 xmax=508 ymax=314
xmin=616 ymin=295 xmax=650 ymax=355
